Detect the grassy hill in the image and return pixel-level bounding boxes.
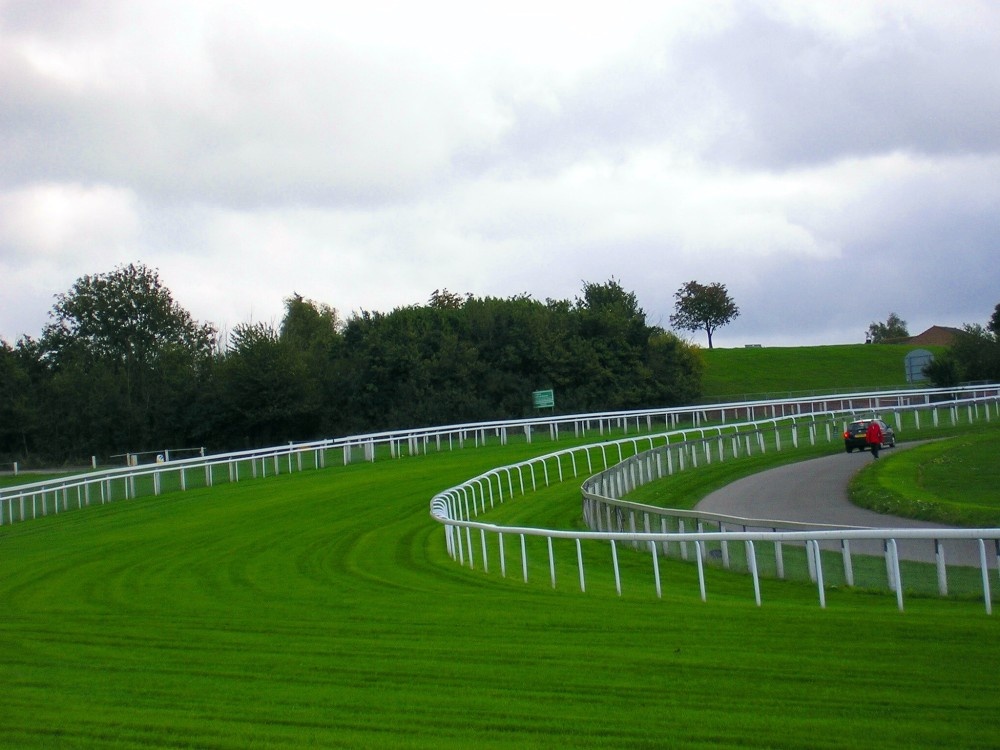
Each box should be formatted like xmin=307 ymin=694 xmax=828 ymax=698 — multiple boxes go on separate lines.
xmin=699 ymin=343 xmax=946 ymax=401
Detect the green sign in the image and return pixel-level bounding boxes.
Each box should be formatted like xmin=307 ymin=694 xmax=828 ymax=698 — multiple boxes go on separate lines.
xmin=532 ymin=389 xmax=555 ymax=409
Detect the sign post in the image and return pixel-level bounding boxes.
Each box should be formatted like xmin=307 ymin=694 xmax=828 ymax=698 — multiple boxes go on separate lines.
xmin=532 ymin=389 xmax=555 ymax=410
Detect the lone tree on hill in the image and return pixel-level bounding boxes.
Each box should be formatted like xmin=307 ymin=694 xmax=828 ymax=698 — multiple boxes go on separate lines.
xmin=669 ymin=280 xmax=739 ymax=349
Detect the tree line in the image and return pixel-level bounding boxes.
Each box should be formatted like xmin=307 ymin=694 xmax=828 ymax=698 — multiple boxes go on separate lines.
xmin=924 ymin=303 xmax=1000 ymax=387
xmin=0 ymin=264 xmax=704 ymax=466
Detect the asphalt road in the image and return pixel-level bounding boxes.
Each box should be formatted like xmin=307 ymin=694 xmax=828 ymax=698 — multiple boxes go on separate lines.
xmin=694 ymin=443 xmax=988 ymax=566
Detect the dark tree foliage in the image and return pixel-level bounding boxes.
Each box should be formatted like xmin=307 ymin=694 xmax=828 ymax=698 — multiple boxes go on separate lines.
xmin=428 ymin=288 xmax=469 ymax=309
xmin=950 ymin=325 xmax=1000 ymax=381
xmin=19 ymin=264 xmax=216 ymax=462
xmin=866 ymin=312 xmax=909 ymax=344
xmin=43 ymin=263 xmax=215 ymax=368
xmin=922 ymin=354 xmax=961 ymax=387
xmin=0 ymin=339 xmax=32 ymax=459
xmin=281 ymin=294 xmax=342 ymax=349
xmin=669 ymin=280 xmax=739 ymax=349
xmin=2 ymin=272 xmax=704 ymax=465
xmin=645 ymin=332 xmax=704 ymax=405
xmin=213 ymin=321 xmax=319 ymax=448
xmin=0 ymin=337 xmax=55 ymax=461
xmin=279 ymin=294 xmax=344 ymax=436
xmin=572 ymin=279 xmax=659 ymax=408
xmin=339 ymin=304 xmax=488 ymax=431
xmin=333 ymin=280 xmax=702 ymax=431
xmin=924 ymin=303 xmax=1000 ymax=386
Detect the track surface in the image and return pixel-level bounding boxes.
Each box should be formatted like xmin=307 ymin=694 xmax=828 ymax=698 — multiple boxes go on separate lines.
xmin=695 ymin=444 xmax=986 ymax=566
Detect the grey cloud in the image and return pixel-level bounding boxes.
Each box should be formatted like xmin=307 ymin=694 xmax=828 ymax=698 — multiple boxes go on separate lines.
xmin=0 ymin=0 xmax=116 ymax=37
xmin=2 ymin=2 xmax=998 ymax=350
xmin=0 ymin=12 xmax=493 ymax=209
xmin=477 ymin=6 xmax=1000 ymax=175
xmin=678 ymin=8 xmax=1000 ymax=168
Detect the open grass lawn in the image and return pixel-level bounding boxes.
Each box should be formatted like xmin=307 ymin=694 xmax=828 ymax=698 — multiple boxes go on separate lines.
xmin=2 ymin=432 xmax=999 ymax=749
xmin=699 ymin=344 xmax=946 ymax=400
xmin=851 ymin=423 xmax=1000 ymax=527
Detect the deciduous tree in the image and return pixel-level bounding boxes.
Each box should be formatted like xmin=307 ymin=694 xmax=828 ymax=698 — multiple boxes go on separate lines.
xmin=38 ymin=263 xmax=215 ymax=456
xmin=279 ymin=294 xmax=345 ymax=436
xmin=0 ymin=339 xmax=32 ymax=459
xmin=866 ymin=313 xmax=909 ymax=343
xmin=924 ymin=303 xmax=1000 ymax=386
xmin=215 ymin=321 xmax=315 ymax=447
xmin=43 ymin=263 xmax=215 ymax=368
xmin=669 ymin=280 xmax=739 ymax=349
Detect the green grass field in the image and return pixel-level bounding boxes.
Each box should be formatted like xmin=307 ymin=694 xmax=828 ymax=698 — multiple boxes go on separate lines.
xmin=699 ymin=343 xmax=946 ymax=400
xmin=1 ymin=350 xmax=995 ymax=748
xmin=2 ymin=410 xmax=999 ymax=748
xmin=851 ymin=424 xmax=1000 ymax=527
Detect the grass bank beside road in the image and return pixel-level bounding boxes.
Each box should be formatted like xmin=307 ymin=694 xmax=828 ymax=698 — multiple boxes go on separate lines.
xmin=624 ymin=404 xmax=989 ymax=515
xmin=850 ymin=422 xmax=1000 ymax=527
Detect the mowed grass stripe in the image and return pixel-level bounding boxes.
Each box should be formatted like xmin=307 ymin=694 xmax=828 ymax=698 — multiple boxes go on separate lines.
xmin=2 ymin=439 xmax=999 ymax=748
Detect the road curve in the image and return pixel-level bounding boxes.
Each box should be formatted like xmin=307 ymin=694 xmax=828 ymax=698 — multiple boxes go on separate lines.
xmin=694 ymin=443 xmax=986 ymax=565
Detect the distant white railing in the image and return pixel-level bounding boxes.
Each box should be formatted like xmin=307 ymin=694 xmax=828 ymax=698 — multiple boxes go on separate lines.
xmin=7 ymin=384 xmax=990 ymax=525
xmin=5 ymin=384 xmax=1000 ymax=612
xmin=0 ymin=441 xmax=337 ymax=524
xmin=430 ymin=388 xmax=1000 ymax=613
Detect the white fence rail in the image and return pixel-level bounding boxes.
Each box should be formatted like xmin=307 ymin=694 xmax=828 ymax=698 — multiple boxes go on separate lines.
xmin=0 ymin=441 xmax=336 ymax=524
xmin=4 ymin=383 xmax=1000 ymax=613
xmin=6 ymin=385 xmax=991 ymax=526
xmin=430 ymin=389 xmax=1000 ymax=613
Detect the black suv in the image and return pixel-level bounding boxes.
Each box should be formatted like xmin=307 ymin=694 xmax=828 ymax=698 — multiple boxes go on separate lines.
xmin=843 ymin=418 xmax=895 ymax=453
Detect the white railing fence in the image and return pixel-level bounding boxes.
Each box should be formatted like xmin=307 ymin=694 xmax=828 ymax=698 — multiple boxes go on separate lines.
xmin=0 ymin=441 xmax=336 ymax=525
xmin=430 ymin=391 xmax=1000 ymax=614
xmin=4 ymin=383 xmax=999 ymax=613
xmin=7 ymin=384 xmax=991 ymax=526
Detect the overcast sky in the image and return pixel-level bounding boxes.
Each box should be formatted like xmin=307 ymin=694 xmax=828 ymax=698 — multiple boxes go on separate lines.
xmin=2 ymin=1 xmax=998 ymax=349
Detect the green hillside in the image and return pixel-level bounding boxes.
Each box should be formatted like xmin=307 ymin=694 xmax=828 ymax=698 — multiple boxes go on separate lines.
xmin=700 ymin=343 xmax=946 ymax=401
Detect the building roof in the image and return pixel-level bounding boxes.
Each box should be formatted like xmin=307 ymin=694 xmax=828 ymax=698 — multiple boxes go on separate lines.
xmin=905 ymin=325 xmax=964 ymax=346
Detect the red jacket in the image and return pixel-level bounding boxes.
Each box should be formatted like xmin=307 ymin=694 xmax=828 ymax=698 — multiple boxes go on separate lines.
xmin=866 ymin=421 xmax=883 ymax=445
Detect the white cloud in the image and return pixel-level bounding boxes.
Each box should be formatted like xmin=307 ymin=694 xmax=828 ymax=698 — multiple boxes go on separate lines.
xmin=0 ymin=182 xmax=138 ymax=259
xmin=1 ymin=0 xmax=998 ymax=349
xmin=0 ymin=182 xmax=143 ymax=340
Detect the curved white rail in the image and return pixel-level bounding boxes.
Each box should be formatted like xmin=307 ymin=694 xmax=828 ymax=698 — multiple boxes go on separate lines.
xmin=4 ymin=384 xmax=998 ymax=611
xmin=430 ymin=392 xmax=1000 ymax=613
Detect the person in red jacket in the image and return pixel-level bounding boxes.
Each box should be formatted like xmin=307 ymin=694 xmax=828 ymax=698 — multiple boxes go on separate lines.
xmin=865 ymin=419 xmax=884 ymax=459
